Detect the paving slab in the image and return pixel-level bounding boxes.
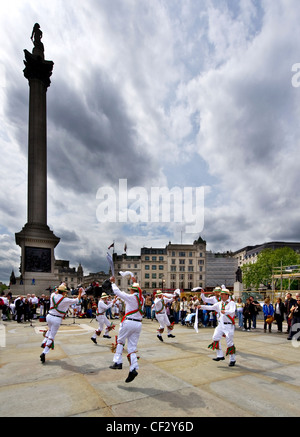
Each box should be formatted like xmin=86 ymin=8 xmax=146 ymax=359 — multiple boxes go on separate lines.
xmin=0 ymin=317 xmax=299 ymax=418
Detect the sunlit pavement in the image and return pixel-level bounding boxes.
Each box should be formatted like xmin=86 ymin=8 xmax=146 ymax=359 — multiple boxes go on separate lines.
xmin=0 ymin=316 xmax=299 ymax=417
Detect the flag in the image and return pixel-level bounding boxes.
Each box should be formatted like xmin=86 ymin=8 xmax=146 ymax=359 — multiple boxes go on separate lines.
xmin=124 ymin=243 xmax=127 ymax=252
xmin=194 ymin=309 xmax=199 ymax=333
xmin=108 ymin=243 xmax=114 ymax=250
xmin=106 ymin=252 xmax=115 ymax=276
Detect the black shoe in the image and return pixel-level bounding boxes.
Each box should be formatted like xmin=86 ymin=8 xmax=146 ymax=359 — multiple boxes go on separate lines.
xmin=213 ymin=357 xmax=225 ymax=361
xmin=40 ymin=353 xmax=45 ymax=364
xmin=41 ymin=343 xmax=46 ymax=349
xmin=229 ymin=361 xmax=236 ymax=367
xmin=125 ymin=369 xmax=138 ymax=383
xmin=91 ymin=337 xmax=97 ymax=344
xmin=109 ymin=362 xmax=122 ymax=369
xmin=168 ymin=334 xmax=176 ymax=338
xmin=103 ymin=335 xmax=111 ymax=339
xmin=157 ymin=335 xmax=163 ymax=342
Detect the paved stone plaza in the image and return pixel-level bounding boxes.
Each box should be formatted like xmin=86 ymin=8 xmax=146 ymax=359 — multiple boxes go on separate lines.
xmin=0 ymin=316 xmax=299 ymax=418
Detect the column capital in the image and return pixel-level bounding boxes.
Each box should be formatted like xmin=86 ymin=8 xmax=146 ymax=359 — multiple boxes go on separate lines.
xmin=23 ymin=49 xmax=54 ymax=89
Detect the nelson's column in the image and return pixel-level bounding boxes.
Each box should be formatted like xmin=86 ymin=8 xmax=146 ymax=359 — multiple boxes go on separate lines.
xmin=15 ymin=24 xmax=60 ymax=294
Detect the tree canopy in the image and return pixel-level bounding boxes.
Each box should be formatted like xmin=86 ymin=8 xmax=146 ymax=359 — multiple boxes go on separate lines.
xmin=241 ymin=247 xmax=300 ymax=289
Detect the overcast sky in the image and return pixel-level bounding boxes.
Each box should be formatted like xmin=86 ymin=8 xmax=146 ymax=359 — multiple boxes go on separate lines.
xmin=0 ymin=0 xmax=300 ymax=284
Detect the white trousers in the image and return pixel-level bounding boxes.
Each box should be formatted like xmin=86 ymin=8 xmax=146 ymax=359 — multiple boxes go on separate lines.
xmin=155 ymin=313 xmax=173 ymax=335
xmin=92 ymin=314 xmax=112 ymax=338
xmin=42 ymin=314 xmax=63 ymax=354
xmin=212 ymin=323 xmax=236 ymax=362
xmin=113 ymin=319 xmax=142 ymax=371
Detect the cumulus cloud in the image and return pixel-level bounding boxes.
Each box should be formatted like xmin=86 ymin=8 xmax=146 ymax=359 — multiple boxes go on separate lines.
xmin=0 ymin=0 xmax=299 ymax=283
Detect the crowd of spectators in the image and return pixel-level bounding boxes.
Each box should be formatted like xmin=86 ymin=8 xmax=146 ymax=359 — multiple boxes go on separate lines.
xmin=1 ymin=288 xmax=299 ymax=340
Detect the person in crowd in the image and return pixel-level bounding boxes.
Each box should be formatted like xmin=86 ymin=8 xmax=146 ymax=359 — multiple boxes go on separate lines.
xmin=109 ymin=277 xmax=144 ymax=383
xmin=198 ymin=288 xmax=237 ymax=367
xmin=287 ymin=293 xmax=300 ymax=341
xmin=180 ymin=296 xmax=188 ymax=325
xmin=274 ymin=297 xmax=285 ymax=333
xmin=284 ymin=293 xmax=297 ymax=335
xmin=171 ymin=295 xmax=180 ymax=324
xmin=23 ymin=297 xmax=32 ymax=322
xmin=243 ymin=298 xmax=253 ymax=331
xmin=15 ymin=296 xmax=25 ymax=323
xmin=30 ymin=294 xmax=39 ymax=319
xmin=249 ymin=296 xmax=261 ymax=329
xmin=236 ymin=297 xmax=244 ymax=328
xmin=90 ymin=292 xmax=116 ymax=344
xmin=40 ymin=284 xmax=83 ymax=363
xmin=0 ymin=293 xmax=10 ymax=320
xmin=144 ymin=294 xmax=153 ymax=319
xmin=38 ymin=294 xmax=47 ymax=318
xmin=263 ymin=297 xmax=274 ymax=332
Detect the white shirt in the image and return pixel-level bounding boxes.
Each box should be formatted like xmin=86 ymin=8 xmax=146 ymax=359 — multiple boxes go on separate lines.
xmin=153 ymin=296 xmax=173 ymax=315
xmin=49 ymin=292 xmax=80 ymax=317
xmin=112 ymin=283 xmax=144 ymax=321
xmin=201 ymin=299 xmax=236 ymax=326
xmin=97 ymin=299 xmax=113 ymax=315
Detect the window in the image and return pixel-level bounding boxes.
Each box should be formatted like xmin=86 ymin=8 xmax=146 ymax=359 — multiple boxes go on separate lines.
xmin=152 ymin=265 xmax=157 ymax=270
xmin=159 ymin=256 xmax=164 ymax=261
xmin=179 ymin=251 xmax=186 ymax=257
xmin=152 ymin=256 xmax=157 ymax=261
xmin=145 ymin=265 xmax=149 ymax=270
xmin=159 ymin=265 xmax=164 ymax=270
xmin=152 ymin=273 xmax=157 ymax=279
xmin=145 ymin=273 xmax=149 ymax=279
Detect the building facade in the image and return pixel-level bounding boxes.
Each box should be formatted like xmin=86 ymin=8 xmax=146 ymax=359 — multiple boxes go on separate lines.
xmin=112 ymin=237 xmax=207 ymax=293
xmin=233 ymin=241 xmax=300 ymax=267
xmin=205 ymin=252 xmax=238 ymax=289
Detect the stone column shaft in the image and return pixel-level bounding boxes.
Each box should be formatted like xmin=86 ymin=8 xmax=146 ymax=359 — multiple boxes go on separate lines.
xmin=27 ymin=78 xmax=47 ymax=225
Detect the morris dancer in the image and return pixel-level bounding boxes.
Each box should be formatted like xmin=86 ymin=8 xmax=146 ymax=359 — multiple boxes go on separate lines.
xmin=40 ymin=284 xmax=83 ymax=363
xmin=153 ymin=290 xmax=176 ymax=342
xmin=109 ymin=276 xmax=144 ymax=383
xmin=198 ymin=288 xmax=237 ymax=367
xmin=200 ymin=286 xmax=221 ymax=305
xmin=91 ymin=293 xmax=116 ymax=344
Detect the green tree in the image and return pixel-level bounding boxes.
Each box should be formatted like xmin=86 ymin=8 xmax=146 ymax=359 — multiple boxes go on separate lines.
xmin=241 ymin=247 xmax=300 ymax=289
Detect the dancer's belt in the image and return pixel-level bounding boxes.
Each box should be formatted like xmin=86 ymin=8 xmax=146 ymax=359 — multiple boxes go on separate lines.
xmin=223 ymin=322 xmax=232 ymax=325
xmin=126 ymin=318 xmax=142 ymax=322
xmin=49 ymin=312 xmax=63 ymax=318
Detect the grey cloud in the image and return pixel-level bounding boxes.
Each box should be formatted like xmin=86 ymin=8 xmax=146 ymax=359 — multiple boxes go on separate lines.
xmin=47 ymin=69 xmax=158 ymax=194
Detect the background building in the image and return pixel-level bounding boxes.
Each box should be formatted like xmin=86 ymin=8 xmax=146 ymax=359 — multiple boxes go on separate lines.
xmin=233 ymin=241 xmax=300 ymax=266
xmin=205 ymin=252 xmax=237 ymax=290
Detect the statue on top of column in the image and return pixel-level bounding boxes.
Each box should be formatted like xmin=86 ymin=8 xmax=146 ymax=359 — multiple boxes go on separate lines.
xmin=31 ymin=23 xmax=44 ymax=53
